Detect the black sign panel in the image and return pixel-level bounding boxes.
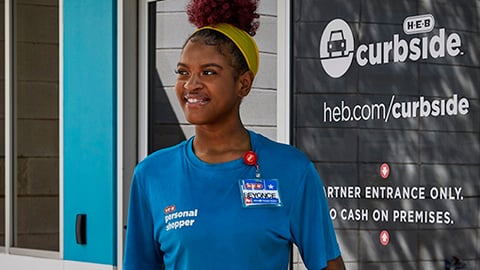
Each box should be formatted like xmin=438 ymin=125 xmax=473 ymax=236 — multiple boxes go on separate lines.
xmin=292 ymin=1 xmax=479 ymax=269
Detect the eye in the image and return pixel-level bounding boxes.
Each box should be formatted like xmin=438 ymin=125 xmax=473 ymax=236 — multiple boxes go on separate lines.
xmin=175 ymin=69 xmax=189 ymax=76
xmin=202 ymin=70 xmax=217 ymax=76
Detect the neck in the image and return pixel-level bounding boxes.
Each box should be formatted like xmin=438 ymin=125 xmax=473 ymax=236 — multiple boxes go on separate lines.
xmin=193 ymin=124 xmax=251 ymax=164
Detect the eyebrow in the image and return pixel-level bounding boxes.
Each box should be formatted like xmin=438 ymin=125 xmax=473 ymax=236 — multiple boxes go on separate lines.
xmin=176 ymin=62 xmax=224 ymax=69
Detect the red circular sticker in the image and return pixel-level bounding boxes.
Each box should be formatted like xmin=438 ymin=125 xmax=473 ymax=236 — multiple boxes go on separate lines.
xmin=243 ymin=151 xmax=257 ymax=166
xmin=380 ymin=163 xmax=390 ymax=179
xmin=380 ymin=230 xmax=390 ymax=246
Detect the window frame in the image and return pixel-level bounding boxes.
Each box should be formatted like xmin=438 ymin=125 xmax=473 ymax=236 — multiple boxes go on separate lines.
xmin=2 ymin=0 xmax=61 ymax=259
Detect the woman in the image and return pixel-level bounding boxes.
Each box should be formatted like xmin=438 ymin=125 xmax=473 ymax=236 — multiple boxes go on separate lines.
xmin=124 ymin=0 xmax=345 ymax=269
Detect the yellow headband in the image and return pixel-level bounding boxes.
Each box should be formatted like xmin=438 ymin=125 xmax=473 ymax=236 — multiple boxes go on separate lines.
xmin=196 ymin=23 xmax=259 ymax=76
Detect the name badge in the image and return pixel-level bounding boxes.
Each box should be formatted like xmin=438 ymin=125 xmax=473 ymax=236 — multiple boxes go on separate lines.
xmin=239 ymin=179 xmax=282 ymax=207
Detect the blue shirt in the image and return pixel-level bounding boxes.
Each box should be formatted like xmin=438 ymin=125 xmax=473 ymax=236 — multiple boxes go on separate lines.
xmin=124 ymin=130 xmax=341 ymax=269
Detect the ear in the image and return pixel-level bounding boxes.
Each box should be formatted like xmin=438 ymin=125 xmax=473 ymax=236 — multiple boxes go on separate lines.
xmin=237 ymin=71 xmax=254 ymax=98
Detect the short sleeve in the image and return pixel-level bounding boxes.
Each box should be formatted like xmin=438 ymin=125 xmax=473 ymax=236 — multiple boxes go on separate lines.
xmin=123 ymin=170 xmax=164 ymax=270
xmin=289 ymin=162 xmax=341 ymax=269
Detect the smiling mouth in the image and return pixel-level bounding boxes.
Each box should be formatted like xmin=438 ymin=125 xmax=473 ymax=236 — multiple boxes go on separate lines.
xmin=185 ymin=95 xmax=210 ymax=105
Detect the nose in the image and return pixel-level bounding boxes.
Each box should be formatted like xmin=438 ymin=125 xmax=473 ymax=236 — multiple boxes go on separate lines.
xmin=183 ymin=73 xmax=202 ymax=90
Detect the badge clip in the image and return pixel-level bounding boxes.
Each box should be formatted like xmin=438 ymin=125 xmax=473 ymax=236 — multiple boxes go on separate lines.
xmin=243 ymin=150 xmax=261 ymax=179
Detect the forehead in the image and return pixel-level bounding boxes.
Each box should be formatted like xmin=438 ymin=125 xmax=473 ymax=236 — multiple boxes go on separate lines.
xmin=179 ymin=40 xmax=231 ymax=66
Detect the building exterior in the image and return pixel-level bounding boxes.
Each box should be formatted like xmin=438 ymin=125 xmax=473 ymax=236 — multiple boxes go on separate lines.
xmin=0 ymin=0 xmax=478 ymax=269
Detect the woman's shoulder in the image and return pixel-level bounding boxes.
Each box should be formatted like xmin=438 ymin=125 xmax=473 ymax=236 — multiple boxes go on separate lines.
xmin=135 ymin=140 xmax=189 ymax=173
xmin=250 ymin=130 xmax=311 ymax=165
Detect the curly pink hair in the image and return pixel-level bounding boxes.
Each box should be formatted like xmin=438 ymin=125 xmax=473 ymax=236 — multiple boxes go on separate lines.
xmin=186 ymin=0 xmax=260 ymax=36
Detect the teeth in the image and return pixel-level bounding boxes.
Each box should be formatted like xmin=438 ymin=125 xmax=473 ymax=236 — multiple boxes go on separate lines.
xmin=187 ymin=98 xmax=202 ymax=103
xmin=185 ymin=96 xmax=208 ymax=104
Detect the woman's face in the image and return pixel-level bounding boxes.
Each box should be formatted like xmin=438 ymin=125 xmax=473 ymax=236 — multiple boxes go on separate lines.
xmin=175 ymin=40 xmax=251 ymax=127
